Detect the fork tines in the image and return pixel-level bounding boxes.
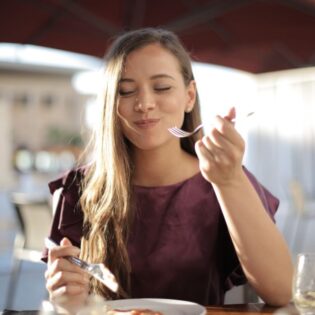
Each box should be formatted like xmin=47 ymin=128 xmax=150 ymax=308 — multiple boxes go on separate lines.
xmin=168 ymin=127 xmax=191 ymax=138
xmin=168 ymin=123 xmax=203 ymax=138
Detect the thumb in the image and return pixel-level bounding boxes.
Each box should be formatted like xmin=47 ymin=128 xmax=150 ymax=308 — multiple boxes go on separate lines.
xmin=223 ymin=106 xmax=236 ymax=122
xmin=60 ymin=237 xmax=73 ymax=246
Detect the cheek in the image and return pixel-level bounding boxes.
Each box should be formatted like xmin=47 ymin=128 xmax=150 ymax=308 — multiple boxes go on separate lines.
xmin=162 ymin=96 xmax=187 ymax=127
xmin=160 ymin=95 xmax=186 ymax=114
xmin=117 ymin=101 xmax=129 ymax=118
xmin=116 ymin=103 xmax=129 ymax=134
xmin=117 ymin=102 xmax=137 ymax=141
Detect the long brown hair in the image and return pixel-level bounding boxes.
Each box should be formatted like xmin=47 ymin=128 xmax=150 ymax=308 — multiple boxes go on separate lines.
xmin=80 ymin=28 xmax=203 ymax=298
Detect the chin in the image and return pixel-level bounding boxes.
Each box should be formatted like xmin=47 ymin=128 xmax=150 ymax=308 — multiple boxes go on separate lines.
xmin=130 ymin=137 xmax=165 ymax=151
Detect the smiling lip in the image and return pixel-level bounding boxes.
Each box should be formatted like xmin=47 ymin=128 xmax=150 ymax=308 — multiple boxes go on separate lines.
xmin=134 ymin=118 xmax=160 ymax=129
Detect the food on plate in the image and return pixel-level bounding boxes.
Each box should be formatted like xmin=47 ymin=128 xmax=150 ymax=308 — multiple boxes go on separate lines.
xmin=107 ymin=309 xmax=163 ymax=315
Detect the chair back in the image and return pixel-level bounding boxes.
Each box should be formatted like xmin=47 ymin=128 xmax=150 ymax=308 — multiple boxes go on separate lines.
xmin=5 ymin=192 xmax=52 ymax=308
xmin=11 ymin=192 xmax=52 ymax=260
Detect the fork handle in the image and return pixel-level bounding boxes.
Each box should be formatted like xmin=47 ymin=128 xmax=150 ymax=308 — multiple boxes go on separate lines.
xmin=65 ymin=255 xmax=89 ymax=270
xmin=45 ymin=237 xmax=89 ymax=270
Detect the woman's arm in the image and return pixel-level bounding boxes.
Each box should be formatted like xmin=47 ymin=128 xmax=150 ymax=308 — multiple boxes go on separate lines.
xmin=212 ymin=172 xmax=293 ymax=306
xmin=195 ymin=108 xmax=293 ymax=306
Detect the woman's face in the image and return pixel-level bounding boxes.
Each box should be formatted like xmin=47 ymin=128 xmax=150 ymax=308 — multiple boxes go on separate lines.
xmin=117 ymin=43 xmax=196 ymax=151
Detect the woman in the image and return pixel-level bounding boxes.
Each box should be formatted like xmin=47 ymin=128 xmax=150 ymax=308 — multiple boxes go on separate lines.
xmin=43 ymin=28 xmax=293 ymax=313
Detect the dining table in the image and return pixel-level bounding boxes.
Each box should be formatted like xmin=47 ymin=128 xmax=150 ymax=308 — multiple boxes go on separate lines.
xmin=0 ymin=303 xmax=298 ymax=315
xmin=205 ymin=303 xmax=297 ymax=314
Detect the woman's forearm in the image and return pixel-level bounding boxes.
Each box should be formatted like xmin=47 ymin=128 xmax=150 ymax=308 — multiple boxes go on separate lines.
xmin=213 ymin=171 xmax=293 ymax=306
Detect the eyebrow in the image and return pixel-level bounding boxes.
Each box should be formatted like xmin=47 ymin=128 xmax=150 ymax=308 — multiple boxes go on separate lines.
xmin=119 ymin=74 xmax=175 ymax=83
xmin=151 ymin=74 xmax=175 ymax=80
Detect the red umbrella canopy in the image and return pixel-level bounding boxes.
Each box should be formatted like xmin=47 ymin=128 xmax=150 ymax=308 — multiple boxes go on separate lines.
xmin=1 ymin=0 xmax=315 ymax=73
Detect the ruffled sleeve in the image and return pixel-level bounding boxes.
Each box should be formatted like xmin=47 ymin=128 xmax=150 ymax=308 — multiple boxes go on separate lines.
xmin=218 ymin=166 xmax=280 ymax=292
xmin=41 ymin=168 xmax=85 ymax=262
xmin=243 ymin=167 xmax=279 ymax=220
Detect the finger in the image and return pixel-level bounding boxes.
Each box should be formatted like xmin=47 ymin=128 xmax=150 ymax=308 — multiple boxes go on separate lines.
xmin=48 ymin=244 xmax=80 ymax=266
xmin=203 ymin=130 xmax=245 ymax=168
xmin=46 ymin=257 xmax=86 ymax=280
xmin=46 ymin=269 xmax=89 ymax=292
xmin=206 ymin=126 xmax=244 ymax=163
xmin=223 ymin=106 xmax=236 ymax=121
xmin=47 ymin=237 xmax=75 ymax=266
xmin=60 ymin=237 xmax=73 ymax=246
xmin=195 ymin=140 xmax=214 ymax=161
xmin=195 ymin=140 xmax=216 ymax=173
xmin=212 ymin=116 xmax=244 ymax=148
xmin=201 ymin=136 xmax=231 ymax=165
xmin=204 ymin=127 xmax=231 ymax=151
xmin=49 ymin=283 xmax=88 ymax=302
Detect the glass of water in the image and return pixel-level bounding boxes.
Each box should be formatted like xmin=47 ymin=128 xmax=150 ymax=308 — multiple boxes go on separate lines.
xmin=293 ymin=253 xmax=315 ymax=314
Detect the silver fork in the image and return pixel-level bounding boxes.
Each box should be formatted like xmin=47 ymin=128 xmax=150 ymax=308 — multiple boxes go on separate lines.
xmin=45 ymin=238 xmax=120 ymax=294
xmin=168 ymin=111 xmax=255 ymax=138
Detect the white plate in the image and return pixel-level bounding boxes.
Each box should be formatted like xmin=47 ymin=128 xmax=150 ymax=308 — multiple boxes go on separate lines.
xmin=106 ymin=298 xmax=206 ymax=315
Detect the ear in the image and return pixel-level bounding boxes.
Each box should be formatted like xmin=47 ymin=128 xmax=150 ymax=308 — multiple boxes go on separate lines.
xmin=185 ymin=80 xmax=197 ymax=113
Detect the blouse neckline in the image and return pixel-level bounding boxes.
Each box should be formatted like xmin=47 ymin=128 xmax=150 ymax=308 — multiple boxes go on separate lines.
xmin=133 ymin=171 xmax=203 ymax=190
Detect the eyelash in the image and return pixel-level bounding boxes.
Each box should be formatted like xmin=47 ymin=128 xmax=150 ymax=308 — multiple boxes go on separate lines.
xmin=119 ymin=90 xmax=134 ymax=96
xmin=118 ymin=86 xmax=171 ymax=97
xmin=155 ymin=87 xmax=171 ymax=92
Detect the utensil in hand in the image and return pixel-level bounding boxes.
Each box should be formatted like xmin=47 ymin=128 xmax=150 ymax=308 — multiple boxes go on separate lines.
xmin=168 ymin=111 xmax=255 ymax=138
xmin=292 ymin=252 xmax=315 ymax=314
xmin=45 ymin=237 xmax=119 ymax=293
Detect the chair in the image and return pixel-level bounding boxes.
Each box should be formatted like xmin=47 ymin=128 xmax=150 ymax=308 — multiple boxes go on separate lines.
xmin=5 ymin=192 xmax=52 ymax=309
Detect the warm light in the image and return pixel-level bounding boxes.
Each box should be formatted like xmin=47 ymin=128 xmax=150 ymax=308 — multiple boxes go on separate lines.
xmin=0 ymin=43 xmax=101 ymax=70
xmin=72 ymin=69 xmax=104 ymax=95
xmin=193 ymin=62 xmax=257 ymax=119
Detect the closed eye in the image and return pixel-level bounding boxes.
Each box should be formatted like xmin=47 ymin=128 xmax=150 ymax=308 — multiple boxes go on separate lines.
xmin=119 ymin=90 xmax=135 ymax=96
xmin=155 ymin=86 xmax=171 ymax=92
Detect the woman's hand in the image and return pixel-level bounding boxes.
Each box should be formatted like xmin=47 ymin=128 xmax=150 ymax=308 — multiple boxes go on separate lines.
xmin=45 ymin=237 xmax=89 ymax=314
xmin=195 ymin=107 xmax=245 ymax=186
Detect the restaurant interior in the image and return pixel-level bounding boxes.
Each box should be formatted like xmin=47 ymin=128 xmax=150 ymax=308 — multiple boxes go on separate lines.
xmin=1 ymin=0 xmax=315 ymax=313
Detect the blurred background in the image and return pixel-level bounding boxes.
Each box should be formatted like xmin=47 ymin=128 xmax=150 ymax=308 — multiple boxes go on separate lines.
xmin=0 ymin=0 xmax=315 ymax=310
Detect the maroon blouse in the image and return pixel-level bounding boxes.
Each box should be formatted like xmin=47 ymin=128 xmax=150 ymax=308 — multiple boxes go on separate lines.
xmin=42 ymin=167 xmax=279 ymax=306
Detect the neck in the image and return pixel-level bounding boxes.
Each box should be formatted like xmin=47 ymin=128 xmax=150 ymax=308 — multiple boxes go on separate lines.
xmin=131 ymin=141 xmax=199 ymax=187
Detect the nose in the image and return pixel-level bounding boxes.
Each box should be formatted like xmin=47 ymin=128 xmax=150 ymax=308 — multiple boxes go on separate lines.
xmin=134 ymin=90 xmax=155 ymax=112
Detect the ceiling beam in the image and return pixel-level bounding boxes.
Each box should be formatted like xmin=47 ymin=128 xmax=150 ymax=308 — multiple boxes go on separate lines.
xmin=207 ymin=21 xmax=233 ymax=45
xmin=162 ymin=0 xmax=255 ymax=33
xmin=277 ymin=0 xmax=315 ymax=18
xmin=272 ymin=43 xmax=304 ymax=68
xmin=128 ymin=0 xmax=147 ymax=29
xmin=54 ymin=0 xmax=120 ymax=35
xmin=26 ymin=2 xmax=64 ymax=44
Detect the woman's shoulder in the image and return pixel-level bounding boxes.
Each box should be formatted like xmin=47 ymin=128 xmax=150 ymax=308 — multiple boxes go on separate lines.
xmin=48 ymin=165 xmax=89 ymax=195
